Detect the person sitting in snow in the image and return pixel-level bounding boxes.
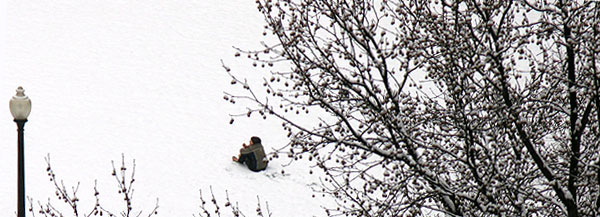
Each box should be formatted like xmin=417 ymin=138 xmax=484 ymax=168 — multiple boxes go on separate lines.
xmin=232 ymin=136 xmax=268 ymax=172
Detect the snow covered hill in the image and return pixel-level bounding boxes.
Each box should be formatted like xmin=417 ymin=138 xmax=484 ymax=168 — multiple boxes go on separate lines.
xmin=1 ymin=1 xmax=332 ymax=216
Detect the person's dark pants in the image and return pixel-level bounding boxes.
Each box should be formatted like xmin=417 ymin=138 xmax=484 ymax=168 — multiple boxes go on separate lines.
xmin=237 ymin=153 xmax=264 ymax=172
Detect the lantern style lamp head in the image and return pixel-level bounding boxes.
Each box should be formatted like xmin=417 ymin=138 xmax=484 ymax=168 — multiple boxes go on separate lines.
xmin=9 ymin=86 xmax=31 ymax=121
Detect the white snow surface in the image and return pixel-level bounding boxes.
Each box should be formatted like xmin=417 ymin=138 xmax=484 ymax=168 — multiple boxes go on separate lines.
xmin=1 ymin=1 xmax=332 ymax=216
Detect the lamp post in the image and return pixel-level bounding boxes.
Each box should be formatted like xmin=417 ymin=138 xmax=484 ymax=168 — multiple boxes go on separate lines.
xmin=9 ymin=86 xmax=31 ymax=217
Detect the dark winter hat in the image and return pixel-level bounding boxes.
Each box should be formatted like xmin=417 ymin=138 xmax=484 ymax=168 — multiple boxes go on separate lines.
xmin=251 ymin=136 xmax=261 ymax=144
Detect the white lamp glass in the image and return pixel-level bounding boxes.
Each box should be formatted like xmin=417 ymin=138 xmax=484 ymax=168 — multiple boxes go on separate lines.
xmin=9 ymin=86 xmax=32 ymax=120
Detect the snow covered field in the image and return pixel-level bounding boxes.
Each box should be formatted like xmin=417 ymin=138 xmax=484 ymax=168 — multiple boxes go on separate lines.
xmin=0 ymin=1 xmax=332 ymax=216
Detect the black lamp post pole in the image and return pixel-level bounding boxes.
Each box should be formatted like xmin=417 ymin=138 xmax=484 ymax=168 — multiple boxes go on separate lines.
xmin=16 ymin=119 xmax=26 ymax=217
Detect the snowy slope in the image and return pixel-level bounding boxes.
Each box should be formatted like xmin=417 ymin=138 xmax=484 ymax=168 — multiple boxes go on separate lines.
xmin=0 ymin=1 xmax=332 ymax=216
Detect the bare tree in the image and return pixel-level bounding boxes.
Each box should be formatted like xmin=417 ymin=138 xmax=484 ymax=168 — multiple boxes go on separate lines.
xmin=29 ymin=155 xmax=270 ymax=217
xmin=29 ymin=155 xmax=159 ymax=217
xmin=225 ymin=0 xmax=600 ymax=216
xmin=193 ymin=187 xmax=272 ymax=217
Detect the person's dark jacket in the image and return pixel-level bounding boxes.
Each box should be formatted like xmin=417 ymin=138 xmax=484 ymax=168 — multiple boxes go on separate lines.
xmin=238 ymin=143 xmax=268 ymax=172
